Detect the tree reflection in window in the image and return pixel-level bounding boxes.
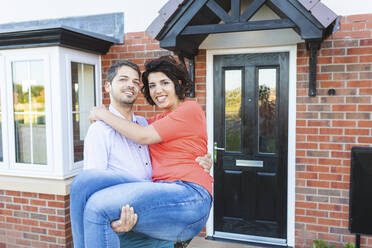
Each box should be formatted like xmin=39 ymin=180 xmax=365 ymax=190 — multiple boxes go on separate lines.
xmin=258 ymin=68 xmax=277 ymax=154
xmin=225 ymin=70 xmax=242 ymax=152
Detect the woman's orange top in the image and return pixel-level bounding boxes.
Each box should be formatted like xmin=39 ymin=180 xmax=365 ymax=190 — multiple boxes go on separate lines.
xmin=148 ymin=101 xmax=213 ymax=196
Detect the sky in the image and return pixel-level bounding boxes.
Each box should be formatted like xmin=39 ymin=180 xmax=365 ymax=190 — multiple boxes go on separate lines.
xmin=0 ymin=0 xmax=371 ymax=32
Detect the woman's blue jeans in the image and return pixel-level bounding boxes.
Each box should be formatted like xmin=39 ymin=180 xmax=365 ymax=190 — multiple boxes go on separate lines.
xmin=70 ymin=169 xmax=212 ymax=248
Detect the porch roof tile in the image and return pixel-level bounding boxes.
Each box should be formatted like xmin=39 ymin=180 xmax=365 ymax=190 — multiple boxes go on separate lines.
xmin=146 ymin=0 xmax=338 ymax=39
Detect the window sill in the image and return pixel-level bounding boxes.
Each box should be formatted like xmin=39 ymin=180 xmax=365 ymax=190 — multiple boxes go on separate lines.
xmin=0 ymin=174 xmax=73 ymax=195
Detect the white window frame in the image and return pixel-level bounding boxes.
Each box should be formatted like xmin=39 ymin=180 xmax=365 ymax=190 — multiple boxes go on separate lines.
xmin=0 ymin=55 xmax=9 ymax=169
xmin=0 ymin=47 xmax=101 ymax=179
xmin=3 ymin=51 xmax=53 ymax=174
xmin=63 ymin=49 xmax=101 ymax=171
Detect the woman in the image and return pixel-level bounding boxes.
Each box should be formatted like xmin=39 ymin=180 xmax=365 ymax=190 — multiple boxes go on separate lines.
xmin=76 ymin=56 xmax=213 ymax=247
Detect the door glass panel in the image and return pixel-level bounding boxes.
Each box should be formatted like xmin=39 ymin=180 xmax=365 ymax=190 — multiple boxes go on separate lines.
xmin=225 ymin=70 xmax=242 ymax=152
xmin=258 ymin=68 xmax=277 ymax=154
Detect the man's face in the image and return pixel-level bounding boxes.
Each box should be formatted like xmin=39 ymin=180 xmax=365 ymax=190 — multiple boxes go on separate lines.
xmin=106 ymin=66 xmax=140 ymax=105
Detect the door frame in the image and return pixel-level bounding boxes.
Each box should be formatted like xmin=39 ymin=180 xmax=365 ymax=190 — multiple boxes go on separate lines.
xmin=205 ymin=45 xmax=297 ymax=247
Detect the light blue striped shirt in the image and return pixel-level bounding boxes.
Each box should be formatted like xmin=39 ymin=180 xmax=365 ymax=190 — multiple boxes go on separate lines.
xmin=83 ymin=105 xmax=152 ymax=180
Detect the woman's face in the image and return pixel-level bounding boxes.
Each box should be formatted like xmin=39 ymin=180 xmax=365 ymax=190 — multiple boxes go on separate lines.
xmin=148 ymin=72 xmax=181 ymax=112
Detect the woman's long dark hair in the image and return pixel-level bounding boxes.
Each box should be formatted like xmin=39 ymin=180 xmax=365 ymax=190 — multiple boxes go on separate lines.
xmin=141 ymin=56 xmax=193 ymax=105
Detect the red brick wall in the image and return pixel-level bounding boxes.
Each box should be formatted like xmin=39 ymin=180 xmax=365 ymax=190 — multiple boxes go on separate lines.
xmin=295 ymin=14 xmax=372 ymax=248
xmin=0 ymin=190 xmax=72 ymax=248
xmin=101 ymin=32 xmax=207 ymax=114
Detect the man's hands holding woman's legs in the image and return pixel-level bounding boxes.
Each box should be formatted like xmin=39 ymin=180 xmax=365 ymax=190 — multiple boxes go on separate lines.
xmin=111 ymin=205 xmax=138 ymax=233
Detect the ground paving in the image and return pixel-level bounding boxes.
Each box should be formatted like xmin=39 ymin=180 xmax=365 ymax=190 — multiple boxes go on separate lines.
xmin=188 ymin=236 xmax=259 ymax=248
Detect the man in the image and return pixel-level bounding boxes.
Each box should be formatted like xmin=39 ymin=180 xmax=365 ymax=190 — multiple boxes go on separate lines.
xmin=81 ymin=60 xmax=211 ymax=248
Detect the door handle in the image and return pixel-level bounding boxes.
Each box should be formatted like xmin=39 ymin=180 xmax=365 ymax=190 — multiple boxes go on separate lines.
xmin=214 ymin=142 xmax=225 ymax=161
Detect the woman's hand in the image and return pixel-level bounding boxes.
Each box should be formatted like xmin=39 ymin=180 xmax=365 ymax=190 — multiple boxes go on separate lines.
xmin=195 ymin=153 xmax=213 ymax=173
xmin=110 ymin=205 xmax=138 ymax=233
xmin=89 ymin=105 xmax=108 ymax=123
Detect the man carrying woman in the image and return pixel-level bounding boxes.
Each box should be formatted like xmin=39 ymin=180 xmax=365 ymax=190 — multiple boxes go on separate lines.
xmin=70 ymin=56 xmax=213 ymax=247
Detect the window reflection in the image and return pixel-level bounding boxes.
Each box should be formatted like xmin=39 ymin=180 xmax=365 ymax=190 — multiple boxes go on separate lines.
xmin=71 ymin=62 xmax=96 ymax=162
xmin=225 ymin=70 xmax=242 ymax=152
xmin=12 ymin=60 xmax=47 ymax=164
xmin=258 ymin=68 xmax=277 ymax=154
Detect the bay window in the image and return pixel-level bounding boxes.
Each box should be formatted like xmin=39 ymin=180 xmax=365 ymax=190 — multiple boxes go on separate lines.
xmin=0 ymin=13 xmax=116 ymax=193
xmin=0 ymin=47 xmax=101 ymax=178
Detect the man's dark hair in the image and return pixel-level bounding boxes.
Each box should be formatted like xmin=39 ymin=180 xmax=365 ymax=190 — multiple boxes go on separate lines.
xmin=106 ymin=60 xmax=141 ymax=83
xmin=141 ymin=56 xmax=193 ymax=105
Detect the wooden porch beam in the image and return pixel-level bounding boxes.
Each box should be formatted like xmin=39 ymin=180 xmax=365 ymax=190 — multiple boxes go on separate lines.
xmin=181 ymin=19 xmax=296 ymax=35
xmin=177 ymin=54 xmax=195 ymax=97
xmin=306 ymin=39 xmax=322 ymax=97
xmin=231 ymin=0 xmax=241 ymax=22
xmin=240 ymin=0 xmax=265 ymax=22
xmin=206 ymin=0 xmax=232 ymax=23
xmin=269 ymin=0 xmax=323 ymax=39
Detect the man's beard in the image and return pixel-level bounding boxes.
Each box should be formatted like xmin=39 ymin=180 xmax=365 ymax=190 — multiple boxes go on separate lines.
xmin=111 ymin=89 xmax=137 ymax=105
xmin=119 ymin=96 xmax=136 ymax=105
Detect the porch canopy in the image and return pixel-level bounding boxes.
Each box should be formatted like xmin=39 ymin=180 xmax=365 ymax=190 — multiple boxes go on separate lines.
xmin=147 ymin=0 xmax=339 ymax=96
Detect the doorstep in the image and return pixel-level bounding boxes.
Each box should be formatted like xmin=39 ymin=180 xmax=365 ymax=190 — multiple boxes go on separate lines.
xmin=188 ymin=236 xmax=259 ymax=248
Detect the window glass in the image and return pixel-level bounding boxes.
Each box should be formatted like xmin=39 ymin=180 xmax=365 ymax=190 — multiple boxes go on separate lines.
xmin=71 ymin=62 xmax=96 ymax=162
xmin=12 ymin=60 xmax=47 ymax=164
xmin=258 ymin=68 xmax=277 ymax=154
xmin=225 ymin=70 xmax=242 ymax=152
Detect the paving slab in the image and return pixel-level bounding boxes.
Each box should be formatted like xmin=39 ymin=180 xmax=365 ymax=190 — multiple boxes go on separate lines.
xmin=188 ymin=237 xmax=258 ymax=248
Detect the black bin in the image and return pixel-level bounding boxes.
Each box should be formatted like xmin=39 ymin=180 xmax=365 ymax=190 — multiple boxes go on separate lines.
xmin=349 ymin=147 xmax=372 ymax=235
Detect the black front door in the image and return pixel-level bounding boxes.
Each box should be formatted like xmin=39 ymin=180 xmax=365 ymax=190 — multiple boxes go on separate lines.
xmin=213 ymin=52 xmax=289 ymax=240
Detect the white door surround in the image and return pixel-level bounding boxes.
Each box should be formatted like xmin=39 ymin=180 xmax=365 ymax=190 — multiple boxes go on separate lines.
xmin=205 ymin=45 xmax=297 ymax=247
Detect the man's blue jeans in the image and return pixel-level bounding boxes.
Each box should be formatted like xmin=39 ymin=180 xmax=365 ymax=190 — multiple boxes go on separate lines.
xmin=70 ymin=169 xmax=212 ymax=248
xmin=70 ymin=169 xmax=168 ymax=248
xmin=119 ymin=232 xmax=174 ymax=248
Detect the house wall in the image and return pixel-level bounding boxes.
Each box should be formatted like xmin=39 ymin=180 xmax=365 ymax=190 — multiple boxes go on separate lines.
xmin=295 ymin=14 xmax=372 ymax=247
